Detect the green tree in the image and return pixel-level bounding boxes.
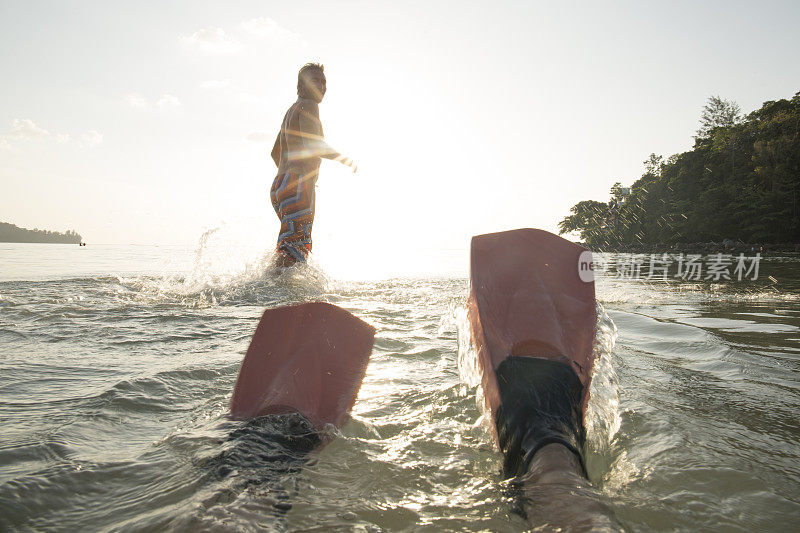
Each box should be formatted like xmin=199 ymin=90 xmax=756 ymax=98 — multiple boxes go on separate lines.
xmin=559 ymin=90 xmax=800 ymax=248
xmin=557 ymin=200 xmax=610 ymax=245
xmin=696 ymin=95 xmax=741 ymax=140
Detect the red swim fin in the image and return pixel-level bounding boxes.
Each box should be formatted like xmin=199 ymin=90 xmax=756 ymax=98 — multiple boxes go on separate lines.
xmin=467 ymin=229 xmax=597 ymax=477
xmin=230 ymin=302 xmax=375 ymax=431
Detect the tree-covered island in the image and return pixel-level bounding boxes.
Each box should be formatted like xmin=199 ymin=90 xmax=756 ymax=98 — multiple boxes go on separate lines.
xmin=559 ymin=91 xmax=800 ymax=253
xmin=0 ymin=222 xmax=83 ymax=244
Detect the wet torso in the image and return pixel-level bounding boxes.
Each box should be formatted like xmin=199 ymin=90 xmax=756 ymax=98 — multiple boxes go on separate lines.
xmin=276 ymin=98 xmax=324 ymax=179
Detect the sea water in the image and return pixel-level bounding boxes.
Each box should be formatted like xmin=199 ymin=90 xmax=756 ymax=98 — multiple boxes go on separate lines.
xmin=0 ymin=240 xmax=798 ymax=531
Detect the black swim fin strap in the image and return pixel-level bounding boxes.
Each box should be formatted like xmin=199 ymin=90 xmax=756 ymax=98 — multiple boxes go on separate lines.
xmin=494 ymin=356 xmax=587 ymax=479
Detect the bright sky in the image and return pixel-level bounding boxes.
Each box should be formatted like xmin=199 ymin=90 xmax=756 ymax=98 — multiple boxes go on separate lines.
xmin=1 ymin=1 xmax=798 ymax=275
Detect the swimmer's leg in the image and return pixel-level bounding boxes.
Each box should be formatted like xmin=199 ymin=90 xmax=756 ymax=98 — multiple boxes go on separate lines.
xmin=275 ymin=173 xmax=315 ymax=263
xmin=270 ymin=173 xmax=291 ymax=219
xmin=495 ymin=357 xmax=621 ymax=530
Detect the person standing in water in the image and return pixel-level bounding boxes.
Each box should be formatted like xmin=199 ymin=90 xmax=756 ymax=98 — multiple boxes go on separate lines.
xmin=270 ymin=63 xmax=357 ymax=264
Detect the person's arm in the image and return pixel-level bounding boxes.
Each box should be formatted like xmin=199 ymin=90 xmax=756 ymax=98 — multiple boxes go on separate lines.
xmin=271 ymin=132 xmax=281 ymax=167
xmin=298 ymin=102 xmax=357 ymax=172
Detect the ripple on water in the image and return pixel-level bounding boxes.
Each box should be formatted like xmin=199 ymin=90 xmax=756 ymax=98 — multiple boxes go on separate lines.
xmin=1 ymin=250 xmax=799 ymax=531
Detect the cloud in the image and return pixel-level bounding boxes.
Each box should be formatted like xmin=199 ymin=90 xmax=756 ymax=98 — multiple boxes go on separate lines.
xmin=79 ymin=130 xmax=103 ymax=148
xmin=246 ymin=132 xmax=273 ymax=143
xmin=181 ymin=20 xmax=303 ymax=59
xmin=199 ymin=79 xmax=232 ymax=90
xmin=1 ymin=118 xmax=50 ymax=149
xmin=127 ymin=93 xmax=148 ymax=108
xmin=156 ymin=94 xmax=181 ymax=109
xmin=241 ymin=17 xmax=304 ymax=45
xmin=7 ymin=118 xmax=50 ymax=140
xmin=0 ymin=119 xmax=102 ymax=150
xmin=180 ymin=27 xmax=242 ymax=55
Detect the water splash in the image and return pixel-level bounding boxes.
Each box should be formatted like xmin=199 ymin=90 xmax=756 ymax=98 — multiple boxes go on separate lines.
xmin=190 ymin=226 xmax=222 ymax=282
xmin=447 ymin=299 xmax=621 ymax=454
xmin=585 ymin=303 xmax=621 ymax=453
xmin=110 ymin=228 xmax=332 ymax=308
xmin=443 ymin=303 xmax=481 ymax=389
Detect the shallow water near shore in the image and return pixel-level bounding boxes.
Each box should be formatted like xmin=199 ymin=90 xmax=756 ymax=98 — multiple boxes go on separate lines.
xmin=1 ymin=242 xmax=798 ymax=531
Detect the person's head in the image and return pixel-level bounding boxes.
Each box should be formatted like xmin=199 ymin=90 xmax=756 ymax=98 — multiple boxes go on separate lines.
xmin=297 ymin=63 xmax=326 ymax=102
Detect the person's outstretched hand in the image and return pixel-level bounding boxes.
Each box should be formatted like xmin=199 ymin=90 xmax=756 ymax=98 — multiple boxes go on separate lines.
xmin=342 ymin=157 xmax=357 ymax=174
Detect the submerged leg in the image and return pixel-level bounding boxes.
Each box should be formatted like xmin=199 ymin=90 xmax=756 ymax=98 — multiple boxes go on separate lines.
xmin=514 ymin=443 xmax=620 ymax=531
xmin=495 ymin=357 xmax=621 ymax=530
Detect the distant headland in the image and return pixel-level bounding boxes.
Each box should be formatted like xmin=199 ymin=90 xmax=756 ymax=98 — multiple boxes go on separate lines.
xmin=0 ymin=222 xmax=83 ymax=244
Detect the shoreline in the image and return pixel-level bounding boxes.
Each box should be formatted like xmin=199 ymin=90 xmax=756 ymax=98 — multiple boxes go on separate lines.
xmin=0 ymin=240 xmax=83 ymax=245
xmin=581 ymin=242 xmax=800 ymax=256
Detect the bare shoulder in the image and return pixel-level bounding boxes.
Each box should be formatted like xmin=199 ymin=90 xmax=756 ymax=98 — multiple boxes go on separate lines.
xmin=297 ymin=98 xmax=319 ymax=115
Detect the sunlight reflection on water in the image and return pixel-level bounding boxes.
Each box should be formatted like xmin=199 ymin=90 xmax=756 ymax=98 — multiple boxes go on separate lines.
xmin=1 ymin=241 xmax=798 ymax=531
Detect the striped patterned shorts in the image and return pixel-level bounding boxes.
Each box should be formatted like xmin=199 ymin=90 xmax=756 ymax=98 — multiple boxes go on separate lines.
xmin=270 ymin=172 xmax=316 ymax=263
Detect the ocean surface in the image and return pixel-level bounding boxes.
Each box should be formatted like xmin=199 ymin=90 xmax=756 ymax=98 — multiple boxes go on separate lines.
xmin=1 ymin=241 xmax=798 ymax=532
